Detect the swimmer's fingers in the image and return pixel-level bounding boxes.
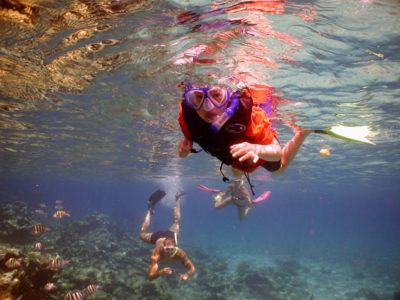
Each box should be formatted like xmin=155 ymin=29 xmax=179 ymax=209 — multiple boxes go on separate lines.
xmin=237 ymin=151 xmax=259 ymax=163
xmin=230 ymin=143 xmax=259 ymax=163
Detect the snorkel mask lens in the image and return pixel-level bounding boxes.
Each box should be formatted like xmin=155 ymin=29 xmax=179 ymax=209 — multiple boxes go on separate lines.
xmin=208 ymin=86 xmax=228 ymax=106
xmin=186 ymin=89 xmax=205 ymax=110
xmin=185 ymin=86 xmax=229 ymax=111
xmin=163 ymin=245 xmax=176 ymax=255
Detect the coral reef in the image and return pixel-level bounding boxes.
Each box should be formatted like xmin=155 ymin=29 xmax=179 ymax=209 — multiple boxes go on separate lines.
xmin=0 ymin=202 xmax=36 ymax=244
xmin=344 ymin=288 xmax=381 ymax=300
xmin=0 ymin=246 xmax=57 ymax=299
xmin=231 ymin=259 xmax=311 ymax=300
xmin=0 ymin=204 xmax=315 ymax=299
xmin=1 ymin=200 xmax=396 ymax=299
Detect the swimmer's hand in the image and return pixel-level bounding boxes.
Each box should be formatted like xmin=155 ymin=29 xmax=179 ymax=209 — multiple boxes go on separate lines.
xmin=231 ymin=141 xmax=282 ymax=163
xmin=230 ymin=142 xmax=260 ymax=163
xmin=178 ymin=138 xmax=193 ymax=157
xmin=179 ymin=273 xmax=189 ymax=281
xmin=159 ymin=267 xmax=173 ymax=276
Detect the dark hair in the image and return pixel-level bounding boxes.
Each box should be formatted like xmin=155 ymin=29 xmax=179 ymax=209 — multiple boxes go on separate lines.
xmin=163 ymin=237 xmax=176 ymax=246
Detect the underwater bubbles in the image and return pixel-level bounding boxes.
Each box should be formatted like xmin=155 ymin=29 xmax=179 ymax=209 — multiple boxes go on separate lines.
xmin=155 ymin=158 xmax=185 ymax=208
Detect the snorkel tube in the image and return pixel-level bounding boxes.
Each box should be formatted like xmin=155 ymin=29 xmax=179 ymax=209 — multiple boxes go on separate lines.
xmin=210 ymin=91 xmax=240 ymax=133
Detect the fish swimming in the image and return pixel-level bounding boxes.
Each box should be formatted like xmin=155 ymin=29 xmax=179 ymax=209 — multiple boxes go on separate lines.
xmin=53 ymin=210 xmax=71 ymax=219
xmin=83 ymin=283 xmax=102 ymax=296
xmin=32 ymin=224 xmax=50 ymax=234
xmin=4 ymin=257 xmax=22 ymax=269
xmin=64 ymin=291 xmax=84 ymax=300
xmin=48 ymin=258 xmax=70 ymax=269
xmin=33 ymin=242 xmax=44 ymax=251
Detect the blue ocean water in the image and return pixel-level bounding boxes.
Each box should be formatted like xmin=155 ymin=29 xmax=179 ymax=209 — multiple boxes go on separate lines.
xmin=1 ymin=0 xmax=399 ymax=299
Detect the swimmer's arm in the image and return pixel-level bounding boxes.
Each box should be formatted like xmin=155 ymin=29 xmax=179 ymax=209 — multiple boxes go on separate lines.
xmin=255 ymin=138 xmax=282 ymax=161
xmin=148 ymin=250 xmax=161 ymax=281
xmin=230 ymin=137 xmax=282 ymax=163
xmin=177 ymin=249 xmax=196 ymax=279
xmin=148 ymin=249 xmax=172 ymax=280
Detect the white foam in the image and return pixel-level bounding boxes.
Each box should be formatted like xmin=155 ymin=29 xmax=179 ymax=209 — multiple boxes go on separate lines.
xmin=155 ymin=158 xmax=184 ymax=208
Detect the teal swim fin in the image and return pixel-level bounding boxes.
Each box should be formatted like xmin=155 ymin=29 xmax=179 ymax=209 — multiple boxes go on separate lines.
xmin=147 ymin=189 xmax=166 ymax=214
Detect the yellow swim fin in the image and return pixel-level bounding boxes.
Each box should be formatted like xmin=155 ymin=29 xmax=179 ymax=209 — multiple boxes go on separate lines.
xmin=314 ymin=125 xmax=375 ymax=145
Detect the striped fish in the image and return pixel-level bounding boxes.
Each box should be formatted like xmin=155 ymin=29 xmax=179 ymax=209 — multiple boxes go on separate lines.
xmin=53 ymin=210 xmax=71 ymax=219
xmin=32 ymin=224 xmax=50 ymax=234
xmin=83 ymin=283 xmax=101 ymax=296
xmin=48 ymin=258 xmax=70 ymax=269
xmin=4 ymin=257 xmax=22 ymax=269
xmin=33 ymin=242 xmax=44 ymax=251
xmin=64 ymin=291 xmax=84 ymax=300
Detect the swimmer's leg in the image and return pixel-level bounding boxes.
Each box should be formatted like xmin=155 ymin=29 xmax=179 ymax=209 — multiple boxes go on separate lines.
xmin=139 ymin=210 xmax=153 ymax=243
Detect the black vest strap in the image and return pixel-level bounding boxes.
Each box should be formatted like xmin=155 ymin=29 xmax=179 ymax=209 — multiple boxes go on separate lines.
xmin=181 ymin=91 xmax=253 ymax=165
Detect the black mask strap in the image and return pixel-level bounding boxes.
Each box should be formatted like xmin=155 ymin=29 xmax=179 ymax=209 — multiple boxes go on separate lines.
xmin=190 ymin=148 xmax=203 ymax=153
xmin=219 ymin=162 xmax=230 ymax=182
xmin=244 ymin=172 xmax=255 ymax=195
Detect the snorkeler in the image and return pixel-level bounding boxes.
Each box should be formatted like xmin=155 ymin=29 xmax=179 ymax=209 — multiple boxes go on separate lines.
xmin=139 ymin=190 xmax=196 ymax=281
xmin=177 ymin=82 xmax=312 ymax=194
xmin=198 ymin=183 xmax=272 ymax=220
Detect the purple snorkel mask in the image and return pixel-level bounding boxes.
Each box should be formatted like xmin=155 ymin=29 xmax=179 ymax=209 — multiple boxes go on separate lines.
xmin=184 ymin=83 xmax=240 ymax=132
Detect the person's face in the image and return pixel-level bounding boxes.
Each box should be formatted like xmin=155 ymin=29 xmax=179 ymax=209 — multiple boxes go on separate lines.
xmin=196 ymin=103 xmax=226 ymax=123
xmin=186 ymin=86 xmax=228 ymax=123
xmin=162 ymin=239 xmax=176 ymax=256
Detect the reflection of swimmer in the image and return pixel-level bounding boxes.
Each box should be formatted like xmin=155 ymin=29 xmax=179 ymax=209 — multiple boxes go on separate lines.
xmin=177 ymin=82 xmax=312 ymax=187
xmin=174 ymin=2 xmax=304 ymax=71
xmin=139 ymin=190 xmax=196 ymax=281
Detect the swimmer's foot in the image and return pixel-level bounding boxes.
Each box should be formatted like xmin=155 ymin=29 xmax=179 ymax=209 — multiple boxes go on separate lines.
xmin=147 ymin=189 xmax=166 ymax=214
xmin=175 ymin=191 xmax=186 ymax=200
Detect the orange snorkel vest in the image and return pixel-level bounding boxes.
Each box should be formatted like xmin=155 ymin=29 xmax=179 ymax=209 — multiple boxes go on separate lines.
xmin=178 ymin=87 xmax=279 ymax=174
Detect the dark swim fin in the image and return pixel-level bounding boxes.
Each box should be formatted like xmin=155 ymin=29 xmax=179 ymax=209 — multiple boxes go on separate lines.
xmin=147 ymin=189 xmax=166 ymax=214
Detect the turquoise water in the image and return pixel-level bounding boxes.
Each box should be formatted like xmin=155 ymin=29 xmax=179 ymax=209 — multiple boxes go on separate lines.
xmin=1 ymin=0 xmax=399 ymax=299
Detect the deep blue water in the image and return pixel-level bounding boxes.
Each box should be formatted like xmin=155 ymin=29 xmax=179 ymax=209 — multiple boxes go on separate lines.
xmin=2 ymin=176 xmax=399 ymax=258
